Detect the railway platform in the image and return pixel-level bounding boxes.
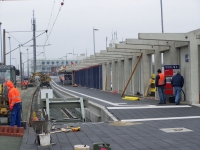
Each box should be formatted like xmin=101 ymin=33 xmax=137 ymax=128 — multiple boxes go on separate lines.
xmin=19 ymin=83 xmax=200 ymax=150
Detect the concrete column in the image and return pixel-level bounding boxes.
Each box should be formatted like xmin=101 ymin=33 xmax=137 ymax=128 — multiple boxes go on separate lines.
xmin=154 ymin=49 xmax=161 ymax=100
xmin=142 ymin=52 xmax=151 ymax=95
xmin=111 ymin=60 xmax=117 ymax=91
xmin=117 ymin=59 xmax=123 ymax=93
xmin=163 ymin=42 xmax=178 ymax=65
xmin=169 ymin=42 xmax=178 ymax=65
xmin=115 ymin=61 xmax=119 ymax=92
xmin=154 ymin=48 xmax=162 ymax=74
xmin=189 ymin=39 xmax=199 ymax=104
xmin=124 ymin=57 xmax=131 ymax=94
xmin=132 ymin=54 xmax=139 ymax=94
xmin=106 ymin=62 xmax=111 ymax=91
xmin=129 ymin=58 xmax=133 ymax=94
xmin=102 ymin=63 xmax=107 ymax=91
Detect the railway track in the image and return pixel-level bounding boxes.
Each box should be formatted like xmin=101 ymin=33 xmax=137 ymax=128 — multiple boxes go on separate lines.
xmin=29 ymin=80 xmax=89 ymax=123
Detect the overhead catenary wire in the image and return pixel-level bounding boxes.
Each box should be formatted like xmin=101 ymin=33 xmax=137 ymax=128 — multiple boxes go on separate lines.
xmin=45 ymin=0 xmax=64 ymax=44
xmin=6 ymin=30 xmax=46 ymax=33
xmin=46 ymin=0 xmax=56 ymax=34
xmin=6 ymin=32 xmax=50 ymax=48
xmin=22 ymin=52 xmax=43 ymax=64
xmin=43 ymin=0 xmax=64 ymax=58
xmin=6 ymin=30 xmax=47 ymax=55
xmin=6 ymin=32 xmax=23 ymax=45
xmin=42 ymin=0 xmax=55 ymax=59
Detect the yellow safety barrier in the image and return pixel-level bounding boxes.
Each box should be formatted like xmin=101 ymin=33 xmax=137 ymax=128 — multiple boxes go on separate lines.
xmin=122 ymin=96 xmax=140 ymax=101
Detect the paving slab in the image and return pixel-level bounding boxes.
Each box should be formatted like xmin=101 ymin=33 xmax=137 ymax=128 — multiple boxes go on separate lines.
xmin=21 ymin=84 xmax=200 ymax=150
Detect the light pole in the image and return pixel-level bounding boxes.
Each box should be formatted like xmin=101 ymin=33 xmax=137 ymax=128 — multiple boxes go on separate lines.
xmin=106 ymin=36 xmax=108 ymax=49
xmin=8 ymin=37 xmax=11 ymax=65
xmin=160 ymin=0 xmax=164 ymax=33
xmin=12 ymin=58 xmax=17 ymax=68
xmin=0 ymin=22 xmax=2 ymax=64
xmin=93 ymin=27 xmax=99 ymax=54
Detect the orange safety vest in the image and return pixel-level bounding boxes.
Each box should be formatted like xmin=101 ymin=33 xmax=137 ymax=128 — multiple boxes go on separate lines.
xmin=8 ymin=87 xmax=21 ymax=107
xmin=158 ymin=73 xmax=165 ymax=85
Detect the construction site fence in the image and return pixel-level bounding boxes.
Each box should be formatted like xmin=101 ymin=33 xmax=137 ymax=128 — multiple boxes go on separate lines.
xmin=74 ymin=65 xmax=102 ymax=90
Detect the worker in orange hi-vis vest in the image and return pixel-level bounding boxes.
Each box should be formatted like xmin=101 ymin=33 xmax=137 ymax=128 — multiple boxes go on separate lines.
xmin=7 ymin=80 xmax=21 ymax=127
xmin=155 ymin=69 xmax=166 ymax=105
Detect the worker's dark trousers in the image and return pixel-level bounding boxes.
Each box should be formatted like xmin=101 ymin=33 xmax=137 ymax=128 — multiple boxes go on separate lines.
xmin=10 ymin=103 xmax=21 ymax=127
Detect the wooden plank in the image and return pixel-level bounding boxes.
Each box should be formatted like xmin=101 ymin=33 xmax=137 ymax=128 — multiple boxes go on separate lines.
xmin=121 ymin=53 xmax=143 ymax=97
xmin=144 ymin=78 xmax=152 ymax=97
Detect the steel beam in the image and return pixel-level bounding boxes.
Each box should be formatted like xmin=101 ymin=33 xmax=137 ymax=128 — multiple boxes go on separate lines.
xmin=41 ymin=99 xmax=88 ymax=109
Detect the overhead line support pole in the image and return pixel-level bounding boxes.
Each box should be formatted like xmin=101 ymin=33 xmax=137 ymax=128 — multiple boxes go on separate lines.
xmin=3 ymin=29 xmax=6 ymax=65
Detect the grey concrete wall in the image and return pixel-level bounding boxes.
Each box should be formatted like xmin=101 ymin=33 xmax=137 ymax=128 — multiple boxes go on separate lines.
xmin=124 ymin=57 xmax=131 ymax=94
xmin=163 ymin=51 xmax=170 ymax=65
xmin=111 ymin=60 xmax=117 ymax=91
xmin=129 ymin=58 xmax=133 ymax=94
xmin=102 ymin=63 xmax=106 ymax=91
xmin=117 ymin=59 xmax=123 ymax=93
xmin=189 ymin=37 xmax=199 ymax=104
xmin=141 ymin=53 xmax=151 ymax=95
xmin=115 ymin=61 xmax=119 ymax=92
xmin=106 ymin=62 xmax=111 ymax=91
xmin=132 ymin=54 xmax=140 ymax=95
xmin=85 ymin=101 xmax=117 ymax=122
xmin=179 ymin=46 xmax=189 ymax=102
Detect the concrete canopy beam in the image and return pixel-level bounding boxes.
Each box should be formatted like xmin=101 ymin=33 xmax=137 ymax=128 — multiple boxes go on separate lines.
xmin=126 ymin=39 xmax=174 ymax=46
xmin=86 ymin=57 xmax=118 ymax=62
xmin=107 ymin=48 xmax=145 ymax=53
xmin=175 ymin=41 xmax=189 ymax=48
xmin=100 ymin=51 xmax=133 ymax=56
xmin=115 ymin=44 xmax=169 ymax=52
xmin=126 ymin=39 xmax=188 ymax=47
xmin=138 ymin=33 xmax=191 ymax=41
xmin=116 ymin=44 xmax=155 ymax=50
xmin=94 ymin=53 xmax=124 ymax=58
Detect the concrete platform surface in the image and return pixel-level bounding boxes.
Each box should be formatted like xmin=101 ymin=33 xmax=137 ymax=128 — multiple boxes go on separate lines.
xmin=20 ymin=84 xmax=200 ymax=150
xmin=22 ymin=119 xmax=200 ymax=150
xmin=0 ymin=87 xmax=37 ymax=150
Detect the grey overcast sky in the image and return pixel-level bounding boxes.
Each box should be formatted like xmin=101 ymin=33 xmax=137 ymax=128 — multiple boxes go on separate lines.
xmin=0 ymin=0 xmax=200 ymax=66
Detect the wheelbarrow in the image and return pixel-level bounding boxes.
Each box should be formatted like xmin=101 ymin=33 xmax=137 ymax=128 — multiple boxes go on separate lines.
xmin=30 ymin=120 xmax=55 ymax=146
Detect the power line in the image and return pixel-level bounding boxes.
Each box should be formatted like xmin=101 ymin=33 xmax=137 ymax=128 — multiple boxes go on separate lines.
xmin=6 ymin=32 xmax=22 ymax=45
xmin=47 ymin=0 xmax=56 ymax=32
xmin=42 ymin=0 xmax=64 ymax=58
xmin=6 ymin=30 xmax=47 ymax=55
xmin=6 ymin=30 xmax=46 ymax=33
xmin=45 ymin=0 xmax=64 ymax=44
xmin=22 ymin=52 xmax=43 ymax=64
